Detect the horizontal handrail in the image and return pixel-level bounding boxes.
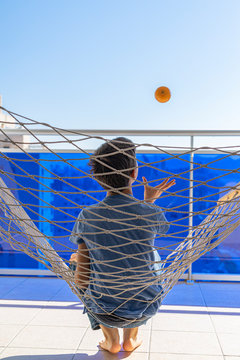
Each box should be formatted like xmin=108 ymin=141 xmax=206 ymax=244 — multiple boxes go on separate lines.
xmin=1 ymin=128 xmax=240 ymax=136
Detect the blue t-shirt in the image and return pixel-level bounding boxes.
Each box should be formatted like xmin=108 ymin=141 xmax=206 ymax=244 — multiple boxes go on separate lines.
xmin=70 ymin=194 xmax=169 ymax=318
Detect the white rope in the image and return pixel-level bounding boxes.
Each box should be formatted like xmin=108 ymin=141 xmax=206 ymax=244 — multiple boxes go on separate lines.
xmin=0 ymin=106 xmax=240 ymax=322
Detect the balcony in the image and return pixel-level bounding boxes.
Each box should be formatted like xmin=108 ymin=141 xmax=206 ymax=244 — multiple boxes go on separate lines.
xmin=0 ymin=129 xmax=240 ymax=280
xmin=0 ymin=129 xmax=240 ymax=358
xmin=0 ymin=277 xmax=240 ymax=358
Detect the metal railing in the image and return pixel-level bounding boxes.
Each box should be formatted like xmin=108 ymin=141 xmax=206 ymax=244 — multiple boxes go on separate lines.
xmin=1 ymin=128 xmax=240 ymax=281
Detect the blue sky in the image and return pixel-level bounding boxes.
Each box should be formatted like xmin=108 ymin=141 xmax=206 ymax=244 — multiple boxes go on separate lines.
xmin=1 ymin=0 xmax=240 ymax=130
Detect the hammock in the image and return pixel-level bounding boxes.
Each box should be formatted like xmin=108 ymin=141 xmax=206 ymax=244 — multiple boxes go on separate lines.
xmin=0 ymin=106 xmax=240 ymax=323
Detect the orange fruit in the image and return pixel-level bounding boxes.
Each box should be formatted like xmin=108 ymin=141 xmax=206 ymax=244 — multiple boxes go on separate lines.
xmin=155 ymin=86 xmax=171 ymax=103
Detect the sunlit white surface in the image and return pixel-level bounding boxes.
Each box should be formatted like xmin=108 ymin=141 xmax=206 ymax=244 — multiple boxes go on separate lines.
xmin=0 ymin=277 xmax=239 ymax=359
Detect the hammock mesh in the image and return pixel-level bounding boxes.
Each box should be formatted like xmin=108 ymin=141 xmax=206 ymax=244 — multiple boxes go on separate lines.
xmin=0 ymin=106 xmax=240 ymax=324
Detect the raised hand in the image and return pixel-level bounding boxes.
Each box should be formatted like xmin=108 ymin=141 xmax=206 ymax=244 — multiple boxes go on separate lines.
xmin=142 ymin=176 xmax=176 ymax=203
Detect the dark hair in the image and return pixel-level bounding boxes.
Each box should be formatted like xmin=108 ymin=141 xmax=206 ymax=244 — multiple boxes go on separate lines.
xmin=89 ymin=137 xmax=136 ymax=191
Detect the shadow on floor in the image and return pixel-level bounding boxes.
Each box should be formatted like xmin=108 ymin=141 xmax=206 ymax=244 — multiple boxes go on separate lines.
xmin=1 ymin=350 xmax=133 ymax=360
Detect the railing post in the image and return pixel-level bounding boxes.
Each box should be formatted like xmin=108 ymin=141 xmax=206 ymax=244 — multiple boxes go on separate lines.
xmin=187 ymin=135 xmax=194 ymax=283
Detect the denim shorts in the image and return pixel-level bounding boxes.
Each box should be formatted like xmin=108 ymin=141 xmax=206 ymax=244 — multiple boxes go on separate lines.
xmin=86 ymin=310 xmax=151 ymax=330
xmin=69 ymin=263 xmax=152 ymax=330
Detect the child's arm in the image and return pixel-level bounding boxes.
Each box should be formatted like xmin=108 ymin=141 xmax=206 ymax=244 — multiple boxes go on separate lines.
xmin=142 ymin=176 xmax=175 ymax=234
xmin=74 ymin=242 xmax=90 ymax=289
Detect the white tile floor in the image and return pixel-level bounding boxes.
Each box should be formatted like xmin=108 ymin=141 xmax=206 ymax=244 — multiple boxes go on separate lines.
xmin=0 ymin=277 xmax=240 ymax=359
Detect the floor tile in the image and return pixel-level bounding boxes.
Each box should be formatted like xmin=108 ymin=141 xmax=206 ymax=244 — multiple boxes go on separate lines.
xmin=0 ymin=279 xmax=240 ymax=360
xmin=199 ymin=283 xmax=240 ymax=308
xmin=74 ymin=350 xmax=148 ymax=359
xmin=78 ymin=328 xmax=150 ymax=353
xmin=152 ymin=311 xmax=214 ymax=332
xmin=50 ymin=283 xmax=80 ymax=302
xmin=29 ymin=308 xmax=89 ymax=327
xmin=9 ymin=325 xmax=86 ymax=350
xmin=0 ymin=277 xmax=26 ymax=298
xmin=150 ymin=330 xmax=222 ymax=355
xmin=203 ymin=293 xmax=240 ymax=308
xmin=210 ymin=314 xmax=240 ymax=334
xmin=199 ymin=282 xmax=240 ymax=292
xmin=163 ymin=283 xmax=205 ymax=306
xmin=0 ymin=324 xmax=25 ymax=347
xmin=218 ymin=333 xmax=240 ymax=356
xmin=0 ymin=303 xmax=41 ymax=325
xmin=0 ymin=347 xmax=74 ymax=360
xmin=1 ymin=278 xmax=64 ymax=301
xmin=149 ymin=354 xmax=224 ymax=360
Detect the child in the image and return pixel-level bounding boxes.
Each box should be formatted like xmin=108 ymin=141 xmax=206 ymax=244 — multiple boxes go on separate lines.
xmin=70 ymin=137 xmax=175 ymax=354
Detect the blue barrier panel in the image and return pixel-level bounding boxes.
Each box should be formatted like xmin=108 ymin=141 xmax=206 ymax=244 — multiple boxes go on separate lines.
xmin=192 ymin=154 xmax=240 ymax=274
xmin=0 ymin=152 xmax=239 ymax=275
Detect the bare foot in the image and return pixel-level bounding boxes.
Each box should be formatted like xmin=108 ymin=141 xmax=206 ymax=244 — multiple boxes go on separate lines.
xmin=123 ymin=338 xmax=143 ymax=352
xmin=99 ymin=339 xmax=121 ymax=354
xmin=70 ymin=253 xmax=77 ymax=262
xmin=123 ymin=327 xmax=142 ymax=352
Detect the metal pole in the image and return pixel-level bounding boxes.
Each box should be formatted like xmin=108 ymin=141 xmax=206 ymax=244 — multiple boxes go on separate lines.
xmin=187 ymin=135 xmax=194 ymax=283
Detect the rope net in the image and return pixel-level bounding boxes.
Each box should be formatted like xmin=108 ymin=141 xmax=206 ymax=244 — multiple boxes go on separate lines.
xmin=0 ymin=106 xmax=240 ymax=325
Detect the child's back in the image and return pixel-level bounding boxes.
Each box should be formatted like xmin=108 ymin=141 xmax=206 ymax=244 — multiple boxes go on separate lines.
xmin=71 ymin=192 xmax=169 ymax=318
